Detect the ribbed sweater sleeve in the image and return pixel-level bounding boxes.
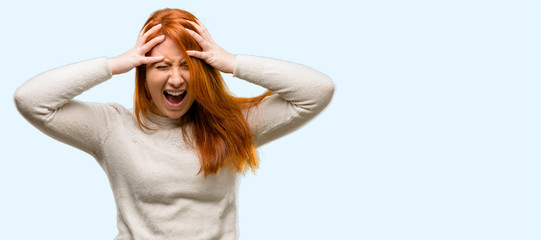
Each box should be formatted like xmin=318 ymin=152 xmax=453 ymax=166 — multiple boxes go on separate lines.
xmin=233 ymin=55 xmax=335 ymax=146
xmin=14 ymin=55 xmax=334 ymax=156
xmin=13 ymin=57 xmax=116 ymax=158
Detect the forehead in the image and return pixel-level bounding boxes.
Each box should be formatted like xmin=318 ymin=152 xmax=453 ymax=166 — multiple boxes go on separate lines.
xmin=149 ymin=38 xmax=185 ymax=61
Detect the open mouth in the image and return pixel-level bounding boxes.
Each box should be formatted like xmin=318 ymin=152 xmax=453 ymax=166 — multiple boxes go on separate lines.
xmin=163 ymin=90 xmax=187 ymax=107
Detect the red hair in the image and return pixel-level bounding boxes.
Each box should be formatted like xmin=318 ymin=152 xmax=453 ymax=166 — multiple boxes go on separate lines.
xmin=134 ymin=8 xmax=270 ymax=176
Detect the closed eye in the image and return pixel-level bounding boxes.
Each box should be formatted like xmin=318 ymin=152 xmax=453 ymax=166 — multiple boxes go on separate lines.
xmin=156 ymin=65 xmax=169 ymax=70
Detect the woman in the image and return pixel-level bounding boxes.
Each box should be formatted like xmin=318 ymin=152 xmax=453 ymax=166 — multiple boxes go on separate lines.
xmin=14 ymin=8 xmax=334 ymax=240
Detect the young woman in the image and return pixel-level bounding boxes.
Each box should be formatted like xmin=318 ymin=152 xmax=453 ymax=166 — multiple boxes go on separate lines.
xmin=14 ymin=8 xmax=334 ymax=240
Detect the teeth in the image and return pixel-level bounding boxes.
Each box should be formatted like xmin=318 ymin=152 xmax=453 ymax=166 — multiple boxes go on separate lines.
xmin=166 ymin=91 xmax=185 ymax=96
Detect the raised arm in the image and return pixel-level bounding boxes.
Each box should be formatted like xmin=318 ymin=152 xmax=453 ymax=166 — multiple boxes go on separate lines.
xmin=14 ymin=58 xmax=116 ymax=156
xmin=233 ymin=55 xmax=334 ymax=146
xmin=13 ymin=24 xmax=166 ymax=156
xmin=186 ymin=20 xmax=335 ymax=146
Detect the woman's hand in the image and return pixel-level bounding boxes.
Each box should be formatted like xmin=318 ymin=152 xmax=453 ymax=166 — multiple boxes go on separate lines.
xmin=108 ymin=24 xmax=166 ymax=75
xmin=185 ymin=20 xmax=236 ymax=74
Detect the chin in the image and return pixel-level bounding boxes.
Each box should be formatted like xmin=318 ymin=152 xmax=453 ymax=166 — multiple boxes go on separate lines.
xmin=164 ymin=110 xmax=187 ymax=119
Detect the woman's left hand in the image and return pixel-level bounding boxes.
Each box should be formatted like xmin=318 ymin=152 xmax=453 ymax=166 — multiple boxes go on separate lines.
xmin=185 ymin=20 xmax=236 ymax=74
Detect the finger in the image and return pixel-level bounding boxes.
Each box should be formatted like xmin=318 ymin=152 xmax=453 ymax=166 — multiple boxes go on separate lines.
xmin=143 ymin=24 xmax=162 ymax=39
xmin=141 ymin=56 xmax=164 ymax=65
xmin=186 ymin=20 xmax=211 ymax=40
xmin=186 ymin=20 xmax=201 ymax=32
xmin=185 ymin=28 xmax=209 ymax=50
xmin=140 ymin=35 xmax=165 ymax=54
xmin=186 ymin=50 xmax=206 ymax=60
xmin=136 ymin=23 xmax=149 ymax=44
xmin=195 ymin=19 xmax=207 ymax=32
xmin=186 ymin=20 xmax=214 ymax=45
xmin=137 ymin=24 xmax=162 ymax=46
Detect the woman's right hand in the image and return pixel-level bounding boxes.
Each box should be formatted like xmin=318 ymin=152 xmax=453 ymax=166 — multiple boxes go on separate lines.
xmin=107 ymin=24 xmax=166 ymax=75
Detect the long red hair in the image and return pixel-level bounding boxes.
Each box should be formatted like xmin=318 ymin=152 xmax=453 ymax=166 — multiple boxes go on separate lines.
xmin=134 ymin=8 xmax=270 ymax=176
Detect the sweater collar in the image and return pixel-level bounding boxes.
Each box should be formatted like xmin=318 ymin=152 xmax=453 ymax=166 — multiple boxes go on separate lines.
xmin=142 ymin=111 xmax=184 ymax=129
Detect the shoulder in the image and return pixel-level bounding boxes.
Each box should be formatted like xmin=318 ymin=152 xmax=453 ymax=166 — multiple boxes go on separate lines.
xmin=101 ymin=102 xmax=135 ymax=122
xmin=105 ymin=102 xmax=129 ymax=114
xmin=76 ymin=102 xmax=134 ymax=129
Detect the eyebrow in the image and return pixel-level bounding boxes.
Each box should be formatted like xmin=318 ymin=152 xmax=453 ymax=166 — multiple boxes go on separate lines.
xmin=148 ymin=59 xmax=186 ymax=67
xmin=147 ymin=60 xmax=165 ymax=67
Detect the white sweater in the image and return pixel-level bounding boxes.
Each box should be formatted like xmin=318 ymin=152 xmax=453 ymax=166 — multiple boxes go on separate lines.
xmin=14 ymin=55 xmax=334 ymax=240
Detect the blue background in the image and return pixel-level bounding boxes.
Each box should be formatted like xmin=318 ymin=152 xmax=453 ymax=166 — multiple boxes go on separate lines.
xmin=1 ymin=0 xmax=540 ymax=239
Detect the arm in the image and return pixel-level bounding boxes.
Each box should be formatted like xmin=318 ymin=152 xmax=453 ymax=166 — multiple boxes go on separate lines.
xmin=233 ymin=55 xmax=335 ymax=146
xmin=186 ymin=21 xmax=335 ymax=146
xmin=14 ymin=58 xmax=115 ymax=156
xmin=13 ymin=24 xmax=166 ymax=157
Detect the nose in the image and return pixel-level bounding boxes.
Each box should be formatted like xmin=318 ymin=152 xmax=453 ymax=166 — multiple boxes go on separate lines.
xmin=168 ymin=68 xmax=185 ymax=88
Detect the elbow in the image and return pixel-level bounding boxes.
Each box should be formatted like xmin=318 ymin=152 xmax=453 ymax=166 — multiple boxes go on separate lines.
xmin=13 ymin=86 xmax=30 ymax=115
xmin=13 ymin=85 xmax=41 ymax=120
xmin=297 ymin=74 xmax=335 ymax=113
xmin=318 ymin=75 xmax=335 ymax=108
xmin=324 ymin=77 xmax=336 ymax=101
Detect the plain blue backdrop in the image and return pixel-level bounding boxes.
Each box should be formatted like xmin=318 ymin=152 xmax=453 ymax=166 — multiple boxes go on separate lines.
xmin=2 ymin=0 xmax=540 ymax=239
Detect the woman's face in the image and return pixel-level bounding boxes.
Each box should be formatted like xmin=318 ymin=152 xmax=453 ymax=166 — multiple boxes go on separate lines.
xmin=146 ymin=38 xmax=195 ymax=119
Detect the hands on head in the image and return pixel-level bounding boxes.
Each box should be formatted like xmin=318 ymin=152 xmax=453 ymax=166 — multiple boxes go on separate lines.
xmin=185 ymin=20 xmax=236 ymax=74
xmin=108 ymin=20 xmax=236 ymax=75
xmin=108 ymin=24 xmax=165 ymax=75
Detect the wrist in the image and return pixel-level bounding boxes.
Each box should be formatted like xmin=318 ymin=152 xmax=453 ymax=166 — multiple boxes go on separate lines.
xmin=227 ymin=54 xmax=237 ymax=74
xmin=107 ymin=57 xmax=120 ymax=75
